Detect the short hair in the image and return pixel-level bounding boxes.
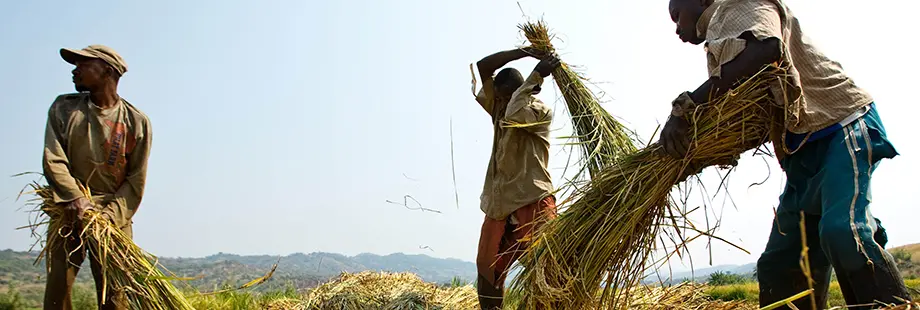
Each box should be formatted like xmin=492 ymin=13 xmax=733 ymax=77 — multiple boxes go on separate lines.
xmin=494 ymin=67 xmax=524 ymax=88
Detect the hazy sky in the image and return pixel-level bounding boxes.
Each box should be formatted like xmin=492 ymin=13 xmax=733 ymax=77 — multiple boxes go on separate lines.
xmin=1 ymin=0 xmax=916 ymax=273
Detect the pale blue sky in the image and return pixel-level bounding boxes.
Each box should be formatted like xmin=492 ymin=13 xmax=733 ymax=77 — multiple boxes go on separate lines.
xmin=1 ymin=0 xmax=917 ymax=272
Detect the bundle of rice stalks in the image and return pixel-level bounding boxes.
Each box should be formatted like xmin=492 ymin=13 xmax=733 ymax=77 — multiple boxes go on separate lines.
xmin=272 ymin=271 xmax=478 ymax=310
xmin=21 ymin=181 xmax=194 ymax=310
xmin=506 ymin=63 xmax=788 ymax=309
xmin=518 ymin=20 xmax=639 ymax=182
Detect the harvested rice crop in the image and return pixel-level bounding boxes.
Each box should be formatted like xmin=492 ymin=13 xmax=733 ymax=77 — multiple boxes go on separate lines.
xmin=268 ymin=271 xmax=478 ymax=310
xmin=519 ymin=21 xmax=639 ymax=182
xmin=264 ymin=272 xmax=759 ymax=310
xmin=506 ymin=50 xmax=789 ymax=309
xmin=21 ymin=181 xmax=195 ymax=310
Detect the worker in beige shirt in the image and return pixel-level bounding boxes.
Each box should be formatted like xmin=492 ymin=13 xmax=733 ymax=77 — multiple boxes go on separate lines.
xmin=42 ymin=45 xmax=152 ymax=310
xmin=663 ymin=0 xmax=911 ymax=309
xmin=471 ymin=48 xmax=560 ymax=310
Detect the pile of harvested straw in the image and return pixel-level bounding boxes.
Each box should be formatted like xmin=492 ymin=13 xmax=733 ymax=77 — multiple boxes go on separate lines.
xmin=21 ymin=182 xmax=194 ymax=310
xmin=506 ymin=21 xmax=788 ymax=307
xmin=267 ymin=271 xmax=477 ymax=310
xmin=621 ymin=283 xmax=755 ymax=310
xmin=264 ymin=272 xmax=757 ymax=310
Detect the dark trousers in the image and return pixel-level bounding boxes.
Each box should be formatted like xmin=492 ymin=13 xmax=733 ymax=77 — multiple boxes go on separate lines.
xmin=757 ymin=106 xmax=911 ymax=310
xmin=43 ymin=222 xmax=132 ymax=310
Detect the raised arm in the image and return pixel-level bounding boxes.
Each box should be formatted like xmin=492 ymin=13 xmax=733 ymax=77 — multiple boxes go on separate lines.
xmin=474 ymin=48 xmax=542 ymax=115
xmin=503 ymin=55 xmax=561 ymax=130
xmin=478 ymin=48 xmax=538 ymax=77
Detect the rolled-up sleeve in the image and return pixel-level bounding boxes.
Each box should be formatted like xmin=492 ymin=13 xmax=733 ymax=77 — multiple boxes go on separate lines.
xmin=706 ymin=0 xmax=784 ymax=78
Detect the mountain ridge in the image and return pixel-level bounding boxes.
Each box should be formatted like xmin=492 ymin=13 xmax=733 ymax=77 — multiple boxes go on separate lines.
xmin=0 ymin=249 xmax=477 ymax=292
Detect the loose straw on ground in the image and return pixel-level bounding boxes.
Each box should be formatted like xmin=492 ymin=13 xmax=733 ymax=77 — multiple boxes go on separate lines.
xmin=506 ymin=23 xmax=789 ymax=306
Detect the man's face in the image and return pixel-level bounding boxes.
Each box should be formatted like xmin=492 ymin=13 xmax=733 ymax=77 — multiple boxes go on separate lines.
xmin=72 ymin=58 xmax=110 ymax=92
xmin=669 ymin=0 xmax=706 ymax=45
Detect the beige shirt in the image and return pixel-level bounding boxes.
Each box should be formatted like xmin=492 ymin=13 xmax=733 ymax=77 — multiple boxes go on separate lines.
xmin=698 ymin=0 xmax=874 ymax=142
xmin=43 ymin=93 xmax=152 ymax=228
xmin=473 ymin=70 xmax=554 ymax=220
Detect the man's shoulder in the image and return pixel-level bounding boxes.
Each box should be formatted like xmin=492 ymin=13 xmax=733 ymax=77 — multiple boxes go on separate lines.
xmin=121 ymin=99 xmax=151 ymax=125
xmin=51 ymin=92 xmax=87 ymax=106
xmin=49 ymin=93 xmax=88 ymax=114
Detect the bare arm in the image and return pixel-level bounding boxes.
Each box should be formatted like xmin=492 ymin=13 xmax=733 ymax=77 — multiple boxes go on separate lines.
xmin=474 ymin=48 xmax=541 ymax=115
xmin=689 ymin=32 xmax=782 ymax=104
xmin=476 ymin=48 xmax=534 ymax=79
xmin=662 ymin=33 xmax=782 ymax=159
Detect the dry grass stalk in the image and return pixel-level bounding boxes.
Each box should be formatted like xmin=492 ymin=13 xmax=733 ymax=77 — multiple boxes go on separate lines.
xmin=506 ymin=60 xmax=788 ymax=309
xmin=21 ymin=181 xmax=195 ymax=310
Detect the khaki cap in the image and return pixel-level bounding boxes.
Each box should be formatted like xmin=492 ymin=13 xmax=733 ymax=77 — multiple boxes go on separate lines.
xmin=60 ymin=44 xmax=128 ymax=76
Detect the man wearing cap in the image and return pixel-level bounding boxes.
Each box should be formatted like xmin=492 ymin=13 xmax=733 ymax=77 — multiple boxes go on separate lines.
xmin=42 ymin=44 xmax=152 ymax=310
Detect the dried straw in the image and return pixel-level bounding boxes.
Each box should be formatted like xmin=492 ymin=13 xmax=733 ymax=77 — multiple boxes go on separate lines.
xmin=506 ymin=50 xmax=788 ymax=309
xmin=21 ymin=181 xmax=195 ymax=310
xmin=518 ymin=21 xmax=639 ymax=182
xmin=269 ymin=271 xmax=478 ymax=310
xmin=265 ymin=273 xmax=758 ymax=310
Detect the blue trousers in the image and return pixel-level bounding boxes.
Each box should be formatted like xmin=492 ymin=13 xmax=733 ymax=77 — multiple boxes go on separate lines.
xmin=757 ymin=105 xmax=911 ymax=309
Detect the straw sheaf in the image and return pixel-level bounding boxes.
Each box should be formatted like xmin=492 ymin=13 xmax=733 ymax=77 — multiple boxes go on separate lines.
xmin=21 ymin=182 xmax=195 ymax=310
xmin=506 ymin=20 xmax=790 ymax=310
xmin=517 ymin=21 xmax=640 ymax=189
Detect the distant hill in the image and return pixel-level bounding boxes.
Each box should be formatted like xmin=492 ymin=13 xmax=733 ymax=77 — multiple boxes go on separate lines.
xmin=0 ymin=249 xmax=477 ymax=293
xmin=642 ymin=263 xmax=756 ymax=285
xmin=890 ymin=243 xmax=920 ymax=280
